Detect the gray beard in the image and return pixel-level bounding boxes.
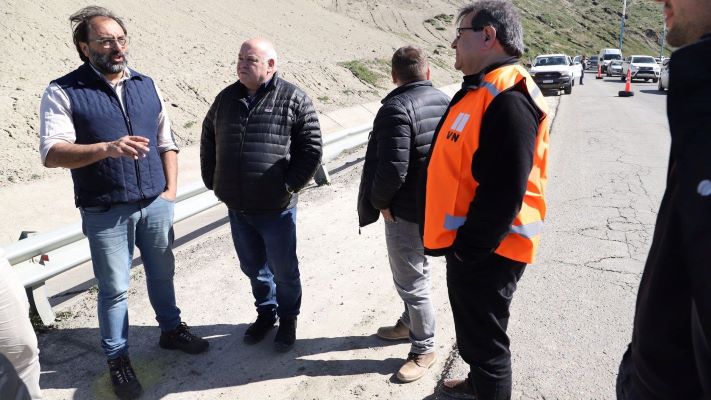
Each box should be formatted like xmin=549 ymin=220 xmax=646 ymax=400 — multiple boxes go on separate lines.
xmin=90 ymin=49 xmax=129 ymax=74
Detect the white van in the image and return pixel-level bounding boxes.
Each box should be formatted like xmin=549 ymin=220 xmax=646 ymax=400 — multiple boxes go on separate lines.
xmin=598 ymin=48 xmax=623 ymax=73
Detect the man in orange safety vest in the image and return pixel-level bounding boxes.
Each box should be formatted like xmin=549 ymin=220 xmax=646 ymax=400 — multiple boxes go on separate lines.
xmin=421 ymin=1 xmax=550 ymax=398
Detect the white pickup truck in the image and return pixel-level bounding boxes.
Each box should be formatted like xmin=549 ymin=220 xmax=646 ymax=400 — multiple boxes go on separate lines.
xmin=529 ymin=54 xmax=576 ymax=95
xmin=621 ymin=55 xmax=661 ymax=83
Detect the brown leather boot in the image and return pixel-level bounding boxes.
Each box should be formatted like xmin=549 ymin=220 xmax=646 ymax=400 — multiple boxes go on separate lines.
xmin=376 ymin=319 xmax=409 ymax=340
xmin=396 ymin=351 xmax=437 ymax=383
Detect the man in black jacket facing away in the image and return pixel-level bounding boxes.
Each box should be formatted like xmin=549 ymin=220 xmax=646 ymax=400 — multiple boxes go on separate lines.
xmin=201 ymin=38 xmax=322 ymax=353
xmin=617 ymin=0 xmax=711 ymax=398
xmin=357 ymin=45 xmax=449 ymax=383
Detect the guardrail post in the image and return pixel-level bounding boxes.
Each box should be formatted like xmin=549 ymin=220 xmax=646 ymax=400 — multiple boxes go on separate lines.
xmin=314 ymin=162 xmax=331 ymax=186
xmin=26 ymin=283 xmax=55 ymax=325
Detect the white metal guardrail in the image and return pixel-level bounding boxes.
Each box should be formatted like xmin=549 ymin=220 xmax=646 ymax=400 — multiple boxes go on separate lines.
xmin=1 ymin=124 xmax=373 ymax=325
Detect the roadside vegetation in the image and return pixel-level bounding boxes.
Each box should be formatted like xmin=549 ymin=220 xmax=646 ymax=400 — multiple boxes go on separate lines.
xmin=515 ymin=0 xmax=669 ymax=60
xmin=338 ymin=59 xmax=391 ymax=88
xmin=422 ymin=1 xmax=670 ymax=63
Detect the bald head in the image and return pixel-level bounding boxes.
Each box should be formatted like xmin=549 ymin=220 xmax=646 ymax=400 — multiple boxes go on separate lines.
xmin=238 ymin=38 xmax=278 ymax=94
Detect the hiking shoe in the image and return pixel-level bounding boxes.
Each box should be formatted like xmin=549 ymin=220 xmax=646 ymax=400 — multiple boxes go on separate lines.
xmin=441 ymin=377 xmax=477 ymax=399
xmin=107 ymin=354 xmax=142 ymax=400
xmin=274 ymin=317 xmax=297 ymax=352
xmin=396 ymin=351 xmax=437 ymax=383
xmin=159 ymin=322 xmax=209 ymax=354
xmin=376 ymin=319 xmax=409 ymax=341
xmin=244 ymin=314 xmax=277 ymax=344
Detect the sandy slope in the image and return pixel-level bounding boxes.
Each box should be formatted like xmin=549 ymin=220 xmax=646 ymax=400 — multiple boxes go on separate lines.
xmin=0 ymin=0 xmax=463 ymax=187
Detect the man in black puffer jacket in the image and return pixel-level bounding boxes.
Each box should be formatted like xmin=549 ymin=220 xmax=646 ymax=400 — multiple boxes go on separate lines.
xmin=357 ymin=45 xmax=449 ymax=383
xmin=201 ymin=38 xmax=322 ymax=353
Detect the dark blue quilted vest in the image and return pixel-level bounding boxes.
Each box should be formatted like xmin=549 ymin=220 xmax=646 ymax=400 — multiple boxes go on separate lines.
xmin=52 ymin=63 xmax=166 ymax=207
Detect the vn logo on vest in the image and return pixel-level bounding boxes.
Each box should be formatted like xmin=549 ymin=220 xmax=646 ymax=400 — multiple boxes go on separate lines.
xmin=446 ymin=113 xmax=470 ymax=142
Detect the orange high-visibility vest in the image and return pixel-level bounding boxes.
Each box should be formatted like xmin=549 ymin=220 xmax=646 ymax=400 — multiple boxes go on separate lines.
xmin=424 ymin=64 xmax=550 ymax=264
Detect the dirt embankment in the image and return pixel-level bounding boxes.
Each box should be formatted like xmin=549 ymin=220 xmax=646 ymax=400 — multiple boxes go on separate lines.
xmin=0 ymin=0 xmax=462 ymax=188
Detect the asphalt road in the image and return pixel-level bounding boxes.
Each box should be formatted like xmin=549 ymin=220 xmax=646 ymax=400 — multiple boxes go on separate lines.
xmin=35 ymin=73 xmax=670 ymax=400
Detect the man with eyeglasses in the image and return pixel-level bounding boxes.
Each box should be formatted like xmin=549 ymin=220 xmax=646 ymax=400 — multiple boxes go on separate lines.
xmin=421 ymin=1 xmax=549 ymax=399
xmin=201 ymin=38 xmax=322 ymax=353
xmin=39 ymin=6 xmax=208 ymax=399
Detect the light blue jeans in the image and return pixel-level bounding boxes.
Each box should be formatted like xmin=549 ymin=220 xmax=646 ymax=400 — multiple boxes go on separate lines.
xmin=81 ymin=196 xmax=181 ymax=359
xmin=384 ymin=219 xmax=435 ymax=354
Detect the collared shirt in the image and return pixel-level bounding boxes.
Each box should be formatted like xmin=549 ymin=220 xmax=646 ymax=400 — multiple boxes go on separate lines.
xmin=244 ymin=76 xmax=274 ymax=110
xmin=461 ymin=56 xmax=520 ymax=88
xmin=38 ymin=64 xmax=177 ymax=166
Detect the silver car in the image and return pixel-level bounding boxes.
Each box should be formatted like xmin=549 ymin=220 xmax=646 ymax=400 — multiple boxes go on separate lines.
xmin=607 ymin=60 xmax=623 ymax=77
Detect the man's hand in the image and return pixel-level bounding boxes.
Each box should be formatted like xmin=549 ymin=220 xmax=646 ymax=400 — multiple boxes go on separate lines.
xmin=160 ymin=188 xmax=176 ymax=202
xmin=380 ymin=208 xmax=396 ymax=223
xmin=106 ymin=135 xmax=150 ymax=160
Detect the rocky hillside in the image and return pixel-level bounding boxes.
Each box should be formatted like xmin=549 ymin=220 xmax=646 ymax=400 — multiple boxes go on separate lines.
xmin=0 ymin=0 xmax=667 ymax=188
xmin=515 ymin=0 xmax=669 ymax=61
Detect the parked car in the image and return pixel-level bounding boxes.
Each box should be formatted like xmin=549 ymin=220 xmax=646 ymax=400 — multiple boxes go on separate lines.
xmin=529 ymin=54 xmax=575 ymax=95
xmin=607 ymin=60 xmax=623 ymax=77
xmin=621 ymin=55 xmax=661 ymax=82
xmin=598 ymin=48 xmax=623 ymax=73
xmin=658 ymin=58 xmax=670 ymax=91
xmin=587 ymin=57 xmax=599 ymax=71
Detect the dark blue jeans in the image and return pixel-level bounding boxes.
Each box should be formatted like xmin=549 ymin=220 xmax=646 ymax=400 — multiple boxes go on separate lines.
xmin=228 ymin=207 xmax=301 ymax=319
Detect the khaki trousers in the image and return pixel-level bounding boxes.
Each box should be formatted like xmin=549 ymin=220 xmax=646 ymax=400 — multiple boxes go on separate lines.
xmin=0 ymin=256 xmax=42 ymax=399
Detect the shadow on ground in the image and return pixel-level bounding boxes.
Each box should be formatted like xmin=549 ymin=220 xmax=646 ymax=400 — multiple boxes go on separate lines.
xmin=38 ymin=323 xmax=403 ymax=399
xmin=639 ymin=89 xmax=666 ymax=96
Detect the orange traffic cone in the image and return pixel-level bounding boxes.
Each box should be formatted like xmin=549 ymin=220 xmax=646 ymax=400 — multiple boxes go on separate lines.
xmin=596 ymin=64 xmax=603 ymax=79
xmin=618 ymin=68 xmax=634 ymax=97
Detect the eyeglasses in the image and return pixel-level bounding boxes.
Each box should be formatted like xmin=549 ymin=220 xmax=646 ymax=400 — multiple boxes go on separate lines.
xmin=456 ymin=26 xmax=486 ymax=38
xmin=90 ymin=36 xmax=129 ymax=48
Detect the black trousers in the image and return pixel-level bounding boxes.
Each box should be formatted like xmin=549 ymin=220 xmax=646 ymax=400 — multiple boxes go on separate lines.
xmin=616 ymin=184 xmax=711 ymax=399
xmin=446 ymin=253 xmax=526 ymax=400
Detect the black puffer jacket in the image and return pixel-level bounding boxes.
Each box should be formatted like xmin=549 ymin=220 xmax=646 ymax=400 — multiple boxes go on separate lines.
xmin=357 ymin=81 xmax=449 ymax=226
xmin=201 ymin=74 xmax=322 ymax=213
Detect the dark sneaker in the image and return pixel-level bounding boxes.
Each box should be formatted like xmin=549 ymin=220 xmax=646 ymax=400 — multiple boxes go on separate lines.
xmin=107 ymin=354 xmax=142 ymax=400
xmin=244 ymin=314 xmax=278 ymax=344
xmin=441 ymin=377 xmax=477 ymax=399
xmin=274 ymin=317 xmax=297 ymax=353
xmin=159 ymin=322 xmax=209 ymax=354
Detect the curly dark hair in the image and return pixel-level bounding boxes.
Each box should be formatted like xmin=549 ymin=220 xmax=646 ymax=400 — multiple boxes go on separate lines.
xmin=69 ymin=6 xmax=127 ymax=62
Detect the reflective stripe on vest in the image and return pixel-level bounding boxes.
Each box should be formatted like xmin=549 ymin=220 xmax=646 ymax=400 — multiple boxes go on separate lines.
xmin=424 ymin=64 xmax=550 ymax=264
